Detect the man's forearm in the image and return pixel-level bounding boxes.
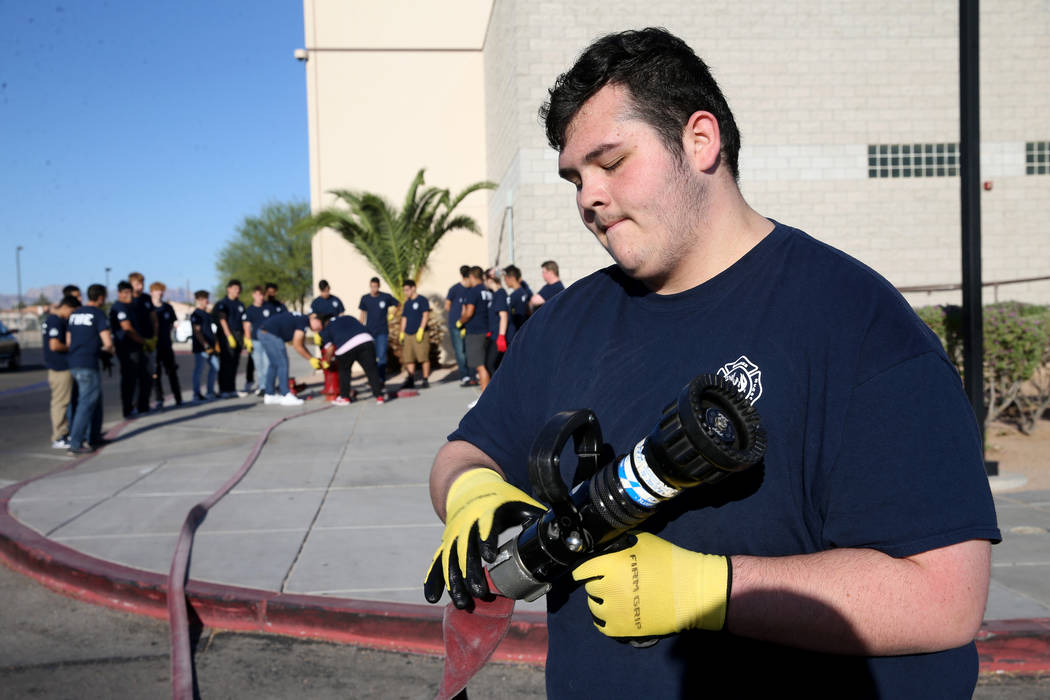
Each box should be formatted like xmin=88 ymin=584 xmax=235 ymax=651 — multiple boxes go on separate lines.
xmin=429 ymin=440 xmax=504 ymax=521
xmin=727 ymin=539 xmax=990 ymax=655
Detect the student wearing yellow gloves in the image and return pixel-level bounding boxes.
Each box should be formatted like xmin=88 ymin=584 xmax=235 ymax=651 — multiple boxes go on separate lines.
xmin=212 ymin=279 xmax=246 ymax=399
xmin=257 ymin=310 xmax=314 ymax=406
xmin=424 ymin=28 xmax=999 ymax=698
xmin=399 ymin=279 xmax=431 ymax=389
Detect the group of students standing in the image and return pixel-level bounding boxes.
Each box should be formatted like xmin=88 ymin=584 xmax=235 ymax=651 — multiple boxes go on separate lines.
xmin=445 ymin=260 xmax=564 ymax=408
xmin=41 ymin=274 xmax=183 ymax=455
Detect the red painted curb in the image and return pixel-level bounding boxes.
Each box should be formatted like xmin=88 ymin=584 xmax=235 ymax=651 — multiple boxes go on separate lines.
xmin=0 ymin=480 xmax=547 ymax=665
xmin=977 ymin=618 xmax=1050 ymax=674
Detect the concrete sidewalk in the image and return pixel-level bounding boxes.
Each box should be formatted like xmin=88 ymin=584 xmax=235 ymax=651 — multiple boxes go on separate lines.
xmin=1 ymin=351 xmax=1049 ymax=672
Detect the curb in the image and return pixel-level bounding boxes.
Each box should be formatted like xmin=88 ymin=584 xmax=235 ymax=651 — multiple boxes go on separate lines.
xmin=0 ymin=479 xmax=547 ymax=665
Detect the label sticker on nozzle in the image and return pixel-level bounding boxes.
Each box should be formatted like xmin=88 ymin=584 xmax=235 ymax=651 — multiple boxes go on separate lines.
xmin=632 ymin=439 xmax=679 ymax=498
xmin=618 ymin=455 xmax=661 ymax=507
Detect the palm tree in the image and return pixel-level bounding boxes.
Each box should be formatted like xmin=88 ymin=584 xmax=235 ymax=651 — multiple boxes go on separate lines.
xmin=301 ymin=169 xmax=496 ymax=302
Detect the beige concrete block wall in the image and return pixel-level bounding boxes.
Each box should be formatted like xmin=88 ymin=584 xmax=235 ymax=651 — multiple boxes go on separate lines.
xmin=484 ymin=0 xmax=1050 ymax=306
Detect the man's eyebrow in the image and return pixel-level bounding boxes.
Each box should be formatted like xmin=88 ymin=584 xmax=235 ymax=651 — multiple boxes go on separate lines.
xmin=558 ymin=141 xmax=622 ymax=180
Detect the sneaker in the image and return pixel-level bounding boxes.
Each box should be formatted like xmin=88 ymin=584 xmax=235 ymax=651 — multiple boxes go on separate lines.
xmin=403 ymin=377 xmax=415 ymax=389
xmin=459 ymin=376 xmax=471 ymax=386
xmin=421 ymin=378 xmax=429 ymax=389
xmin=467 ymin=398 xmax=479 ymax=409
xmin=51 ymin=437 xmax=71 ymax=449
xmin=205 ymin=393 xmax=219 ymax=400
xmin=236 ymin=391 xmax=249 ymax=398
xmin=153 ymin=401 xmax=164 ymax=411
xmin=219 ymin=391 xmax=237 ymax=399
xmin=375 ymin=396 xmax=385 ymax=405
xmin=68 ymin=445 xmax=94 ymax=456
xmin=332 ymin=396 xmax=351 ymax=406
xmin=254 ymin=388 xmax=265 ymax=397
xmin=264 ymin=394 xmax=281 ymax=405
xmin=278 ymin=393 xmax=304 ymax=406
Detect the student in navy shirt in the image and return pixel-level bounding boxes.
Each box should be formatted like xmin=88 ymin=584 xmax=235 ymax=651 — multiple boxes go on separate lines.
xmin=244 ymin=285 xmax=273 ymax=397
xmin=43 ymin=295 xmax=80 ymax=448
xmin=66 ymin=284 xmax=114 ymax=454
xmin=529 ymin=259 xmax=565 ymax=311
xmin=313 ymin=313 xmax=385 ymax=404
xmin=310 ymin=279 xmax=345 ymax=317
xmin=502 ymin=264 xmax=531 ymax=333
xmin=445 ymin=265 xmax=472 ymax=385
xmin=264 ymin=281 xmax=288 ymax=314
xmin=110 ymin=281 xmax=148 ymax=418
xmin=398 ymin=279 xmax=431 ymax=389
xmin=149 ymin=281 xmax=182 ymax=408
xmin=212 ymin=279 xmax=246 ymax=398
xmin=457 ymin=266 xmax=492 ymax=404
xmin=425 ymin=28 xmax=1000 ymax=698
xmin=129 ymin=272 xmax=158 ymax=412
xmin=483 ymin=268 xmax=511 ymax=377
xmin=358 ymin=277 xmax=399 ymax=380
xmin=190 ymin=290 xmax=219 ymax=400
xmin=259 ymin=311 xmax=316 ymax=406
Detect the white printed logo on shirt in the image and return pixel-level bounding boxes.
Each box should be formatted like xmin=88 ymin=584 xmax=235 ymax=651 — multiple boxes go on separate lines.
xmin=379 ymin=301 xmax=386 ymax=309
xmin=718 ymin=355 xmax=763 ymax=405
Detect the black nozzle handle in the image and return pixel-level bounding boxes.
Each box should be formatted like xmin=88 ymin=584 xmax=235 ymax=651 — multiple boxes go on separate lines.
xmin=527 ymin=409 xmax=603 ymax=513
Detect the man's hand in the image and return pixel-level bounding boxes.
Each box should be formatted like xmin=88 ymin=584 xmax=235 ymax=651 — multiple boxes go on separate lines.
xmin=572 ymin=532 xmax=729 ymax=638
xmin=496 ymin=334 xmax=507 ymax=353
xmin=309 ymin=357 xmax=323 ymax=370
xmin=226 ymin=334 xmax=237 ymax=349
xmin=424 ymin=468 xmax=545 ymax=609
xmin=455 ymin=320 xmax=466 ymax=337
xmin=313 ymin=332 xmax=323 ymax=346
xmin=415 ymin=327 xmax=425 ymax=343
xmin=143 ymin=337 xmax=157 ymax=353
xmin=244 ymin=337 xmax=253 ymax=353
xmin=399 ymin=331 xmax=406 ymax=343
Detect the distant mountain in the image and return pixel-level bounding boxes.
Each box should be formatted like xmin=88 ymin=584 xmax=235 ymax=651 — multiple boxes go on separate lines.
xmin=0 ymin=284 xmax=193 ymax=310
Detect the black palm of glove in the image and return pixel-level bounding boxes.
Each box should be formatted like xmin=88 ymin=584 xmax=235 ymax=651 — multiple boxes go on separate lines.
xmin=424 ymin=468 xmax=546 ymax=610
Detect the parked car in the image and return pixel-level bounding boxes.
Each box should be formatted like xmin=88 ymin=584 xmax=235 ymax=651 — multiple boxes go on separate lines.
xmin=0 ymin=321 xmax=20 ymax=370
xmin=174 ymin=318 xmax=192 ymax=344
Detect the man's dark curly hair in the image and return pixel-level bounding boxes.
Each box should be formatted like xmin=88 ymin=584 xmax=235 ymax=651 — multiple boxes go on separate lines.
xmin=539 ymin=27 xmax=740 ymax=181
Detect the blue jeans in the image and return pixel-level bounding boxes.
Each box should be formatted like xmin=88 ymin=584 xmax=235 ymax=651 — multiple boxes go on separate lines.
xmin=251 ymin=341 xmax=269 ymax=391
xmin=69 ymin=367 xmax=102 ymax=448
xmin=449 ymin=324 xmax=468 ymax=379
xmin=374 ymin=332 xmax=388 ymax=378
xmin=193 ymin=352 xmax=219 ymax=396
xmin=260 ymin=331 xmax=289 ymax=396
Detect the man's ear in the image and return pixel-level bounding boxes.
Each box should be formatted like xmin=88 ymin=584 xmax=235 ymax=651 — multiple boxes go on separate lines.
xmin=683 ymin=110 xmax=721 ymax=173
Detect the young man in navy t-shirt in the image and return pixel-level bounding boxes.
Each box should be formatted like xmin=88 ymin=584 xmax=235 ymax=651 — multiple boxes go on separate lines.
xmin=43 ymin=295 xmax=80 ymax=448
xmin=310 ymin=279 xmax=345 ymax=317
xmin=528 ymin=259 xmax=564 ymax=311
xmin=110 ymin=281 xmax=148 ymax=418
xmin=399 ymin=279 xmax=431 ymax=389
xmin=244 ymin=286 xmax=272 ymax=397
xmin=457 ymin=266 xmax=492 ymax=405
xmin=150 ymin=281 xmax=182 ymax=408
xmin=358 ymin=277 xmax=399 ymax=380
xmin=212 ymin=279 xmax=246 ymax=398
xmin=483 ymin=268 xmax=511 ymax=377
xmin=313 ymin=313 xmax=385 ymax=404
xmin=502 ymin=264 xmax=531 ymax=333
xmin=190 ymin=290 xmax=219 ymax=400
xmin=258 ymin=311 xmax=316 ymax=406
xmin=424 ymin=28 xmax=1000 ymax=698
xmin=66 ymin=284 xmax=114 ymax=454
xmin=445 ymin=265 xmax=472 ymax=385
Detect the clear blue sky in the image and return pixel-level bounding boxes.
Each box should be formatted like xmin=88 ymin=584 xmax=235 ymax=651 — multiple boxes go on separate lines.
xmin=1 ymin=1 xmax=309 ymax=299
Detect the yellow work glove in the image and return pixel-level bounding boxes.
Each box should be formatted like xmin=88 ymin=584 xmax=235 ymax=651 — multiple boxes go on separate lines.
xmin=399 ymin=331 xmax=406 ymax=342
xmin=244 ymin=337 xmax=253 ymax=353
xmin=415 ymin=327 xmax=425 ymax=343
xmin=424 ymin=468 xmax=546 ymax=610
xmin=321 ymin=359 xmax=330 ymax=370
xmin=309 ymin=357 xmax=322 ymax=370
xmin=143 ymin=337 xmax=157 ymax=353
xmin=455 ymin=320 xmax=466 ymax=338
xmin=226 ymin=333 xmax=237 ymax=349
xmin=572 ymin=532 xmax=730 ymax=638
xmin=313 ymin=332 xmax=322 ymax=346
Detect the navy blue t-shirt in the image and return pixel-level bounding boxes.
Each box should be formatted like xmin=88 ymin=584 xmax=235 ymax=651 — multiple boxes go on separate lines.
xmin=109 ymin=300 xmax=136 ymax=348
xmin=450 ymin=222 xmax=1000 ymax=698
xmin=67 ymin=306 xmax=109 ymax=369
xmin=244 ymin=304 xmax=272 ymax=340
xmin=156 ymin=302 xmax=176 ymax=349
xmin=212 ymin=296 xmax=246 ymax=337
xmin=358 ymin=292 xmax=398 ymax=336
xmin=261 ymin=311 xmax=310 ymax=342
xmin=401 ymin=295 xmax=430 ymax=334
xmin=462 ymin=285 xmax=491 ymax=335
xmin=536 ymin=280 xmax=564 ymax=301
xmin=446 ymin=282 xmax=467 ymax=325
xmin=311 ymin=294 xmax=345 ymax=317
xmin=132 ymin=292 xmax=155 ymax=338
xmin=190 ymin=307 xmax=215 ymax=353
xmin=42 ymin=313 xmax=69 ymax=371
xmin=487 ymin=288 xmax=513 ymax=341
xmin=507 ymin=285 xmax=530 ymax=330
xmin=319 ymin=316 xmax=371 ymax=349
xmin=265 ymin=299 xmax=288 ymax=315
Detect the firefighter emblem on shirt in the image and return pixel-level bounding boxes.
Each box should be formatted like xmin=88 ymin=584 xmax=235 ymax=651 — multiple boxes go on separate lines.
xmin=718 ymin=355 xmax=763 ymax=405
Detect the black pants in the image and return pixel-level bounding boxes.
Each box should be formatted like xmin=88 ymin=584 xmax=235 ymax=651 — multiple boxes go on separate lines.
xmin=336 ymin=342 xmax=384 ymax=399
xmin=245 ymin=352 xmax=255 ymax=385
xmin=153 ymin=343 xmax=182 ymax=404
xmin=117 ymin=345 xmax=151 ymax=416
xmin=217 ymin=334 xmax=241 ymax=394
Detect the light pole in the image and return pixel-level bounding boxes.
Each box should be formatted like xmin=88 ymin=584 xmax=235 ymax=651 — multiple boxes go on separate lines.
xmin=105 ymin=267 xmax=111 ymax=293
xmin=15 ymin=245 xmax=23 ymax=329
